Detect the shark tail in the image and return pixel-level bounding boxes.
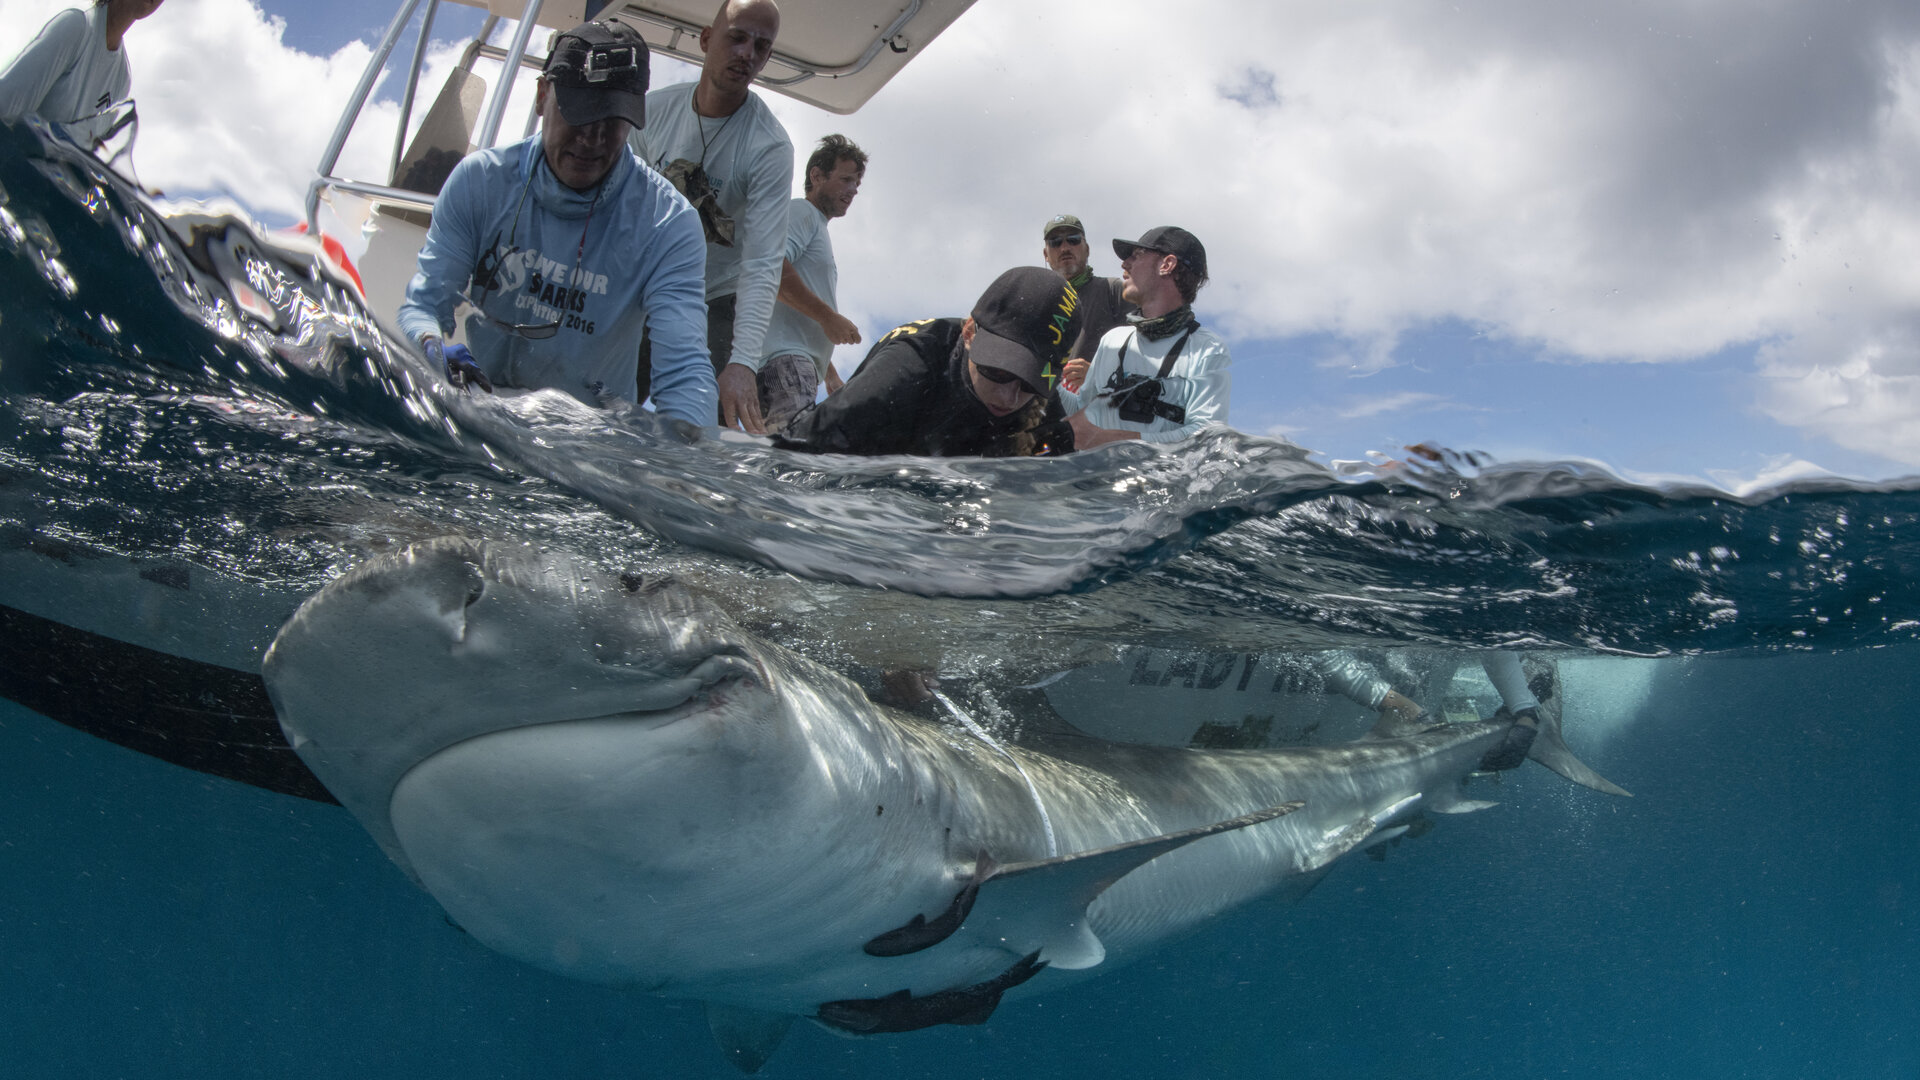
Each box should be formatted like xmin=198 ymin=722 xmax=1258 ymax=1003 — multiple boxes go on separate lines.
xmin=1527 ymin=705 xmax=1632 ymax=797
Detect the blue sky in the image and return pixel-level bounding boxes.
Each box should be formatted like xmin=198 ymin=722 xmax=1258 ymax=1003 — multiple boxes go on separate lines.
xmin=6 ymin=0 xmax=1918 ymax=484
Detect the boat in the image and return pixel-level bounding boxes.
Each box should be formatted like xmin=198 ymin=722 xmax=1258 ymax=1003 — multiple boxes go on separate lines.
xmin=0 ymin=0 xmax=977 ymax=799
xmin=306 ymin=0 xmax=979 ymax=330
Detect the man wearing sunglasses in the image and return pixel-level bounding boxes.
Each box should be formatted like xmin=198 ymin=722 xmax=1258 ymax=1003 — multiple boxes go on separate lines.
xmin=1058 ymin=226 xmax=1232 ymax=449
xmin=1041 ymin=214 xmax=1132 ymax=367
xmin=395 ymin=20 xmax=716 ymax=426
xmin=771 ymin=266 xmax=1080 ymax=457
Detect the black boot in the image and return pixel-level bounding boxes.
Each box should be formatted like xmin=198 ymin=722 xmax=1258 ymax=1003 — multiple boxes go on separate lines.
xmin=1478 ymin=706 xmax=1539 ymax=771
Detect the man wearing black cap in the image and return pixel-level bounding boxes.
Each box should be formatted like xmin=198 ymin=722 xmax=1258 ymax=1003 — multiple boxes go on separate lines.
xmin=1058 ymin=226 xmax=1231 ymax=448
xmin=395 ymin=19 xmax=716 ymax=425
xmin=1042 ymin=213 xmax=1132 ymax=364
xmin=770 ymin=266 xmax=1081 ymax=457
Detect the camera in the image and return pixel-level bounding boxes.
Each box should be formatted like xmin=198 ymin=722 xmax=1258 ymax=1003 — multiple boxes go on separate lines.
xmin=1105 ymin=371 xmax=1187 ymax=425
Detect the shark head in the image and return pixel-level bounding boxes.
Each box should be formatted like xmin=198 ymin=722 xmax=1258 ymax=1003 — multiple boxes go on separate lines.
xmin=262 ymin=537 xmax=778 ymax=884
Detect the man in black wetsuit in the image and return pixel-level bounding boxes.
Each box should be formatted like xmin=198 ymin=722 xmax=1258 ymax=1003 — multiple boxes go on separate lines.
xmin=771 ymin=266 xmax=1081 ymax=457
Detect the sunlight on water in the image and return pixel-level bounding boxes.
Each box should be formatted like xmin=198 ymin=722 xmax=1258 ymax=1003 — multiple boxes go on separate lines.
xmin=1559 ymin=656 xmax=1661 ymax=745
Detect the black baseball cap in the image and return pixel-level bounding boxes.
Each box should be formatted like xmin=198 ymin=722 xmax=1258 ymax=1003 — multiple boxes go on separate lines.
xmin=1112 ymin=225 xmax=1208 ymax=280
xmin=544 ymin=20 xmax=649 ymax=129
xmin=968 ymin=266 xmax=1083 ymax=395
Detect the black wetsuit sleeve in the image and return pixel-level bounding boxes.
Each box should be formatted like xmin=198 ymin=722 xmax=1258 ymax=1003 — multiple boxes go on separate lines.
xmin=771 ymin=333 xmax=933 ymax=455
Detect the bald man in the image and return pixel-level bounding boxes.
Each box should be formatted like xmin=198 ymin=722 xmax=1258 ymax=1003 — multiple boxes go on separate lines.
xmin=631 ymin=0 xmax=795 ymax=433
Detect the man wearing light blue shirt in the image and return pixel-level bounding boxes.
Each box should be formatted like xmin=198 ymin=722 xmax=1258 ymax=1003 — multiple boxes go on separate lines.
xmin=757 ymin=134 xmax=867 ymax=430
xmin=395 ymin=20 xmax=715 ymax=426
xmin=1059 ymin=226 xmax=1231 ymax=448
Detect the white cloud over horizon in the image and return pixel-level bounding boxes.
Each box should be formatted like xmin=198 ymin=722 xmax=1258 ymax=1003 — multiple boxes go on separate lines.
xmin=4 ymin=0 xmax=1918 ymax=470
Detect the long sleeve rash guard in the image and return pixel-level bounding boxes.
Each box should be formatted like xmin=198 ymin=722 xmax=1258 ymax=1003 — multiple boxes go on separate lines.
xmin=0 ymin=6 xmax=131 ymax=149
xmin=396 ymin=136 xmax=717 ymax=425
xmin=1058 ymin=323 xmax=1232 ymax=443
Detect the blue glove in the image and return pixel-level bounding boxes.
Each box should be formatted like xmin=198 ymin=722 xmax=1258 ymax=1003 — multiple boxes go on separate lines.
xmin=424 ymin=336 xmax=492 ymax=393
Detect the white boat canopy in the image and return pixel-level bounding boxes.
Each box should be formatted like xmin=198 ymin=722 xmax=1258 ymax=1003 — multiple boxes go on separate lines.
xmin=308 ymin=0 xmax=974 ymax=231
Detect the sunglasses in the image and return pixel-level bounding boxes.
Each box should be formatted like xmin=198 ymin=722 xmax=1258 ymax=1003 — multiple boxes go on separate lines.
xmin=973 ymin=363 xmax=1032 ymax=390
xmin=467 ymin=244 xmax=560 ymax=339
xmin=463 ymin=291 xmax=560 ymax=339
xmin=1046 ymin=233 xmax=1085 ymax=248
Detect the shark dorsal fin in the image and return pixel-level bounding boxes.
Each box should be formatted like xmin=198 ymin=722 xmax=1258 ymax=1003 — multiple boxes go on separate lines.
xmin=964 ymin=802 xmax=1303 ymax=970
xmin=705 ymin=1003 xmax=794 ymax=1075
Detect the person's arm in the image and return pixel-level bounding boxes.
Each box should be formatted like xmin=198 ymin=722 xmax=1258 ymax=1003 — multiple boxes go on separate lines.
xmin=395 ymin=159 xmax=483 ymax=354
xmin=1069 ymin=411 xmax=1140 ymax=448
xmin=0 ymin=11 xmax=88 ymax=123
xmin=640 ymin=203 xmax=720 ymax=427
xmin=1312 ymin=652 xmax=1397 ymax=710
xmin=394 ymin=160 xmax=497 ymax=392
xmin=771 ymin=330 xmax=928 ymax=453
xmin=777 ymin=259 xmax=860 ymax=345
xmin=715 ymin=124 xmax=796 ymax=431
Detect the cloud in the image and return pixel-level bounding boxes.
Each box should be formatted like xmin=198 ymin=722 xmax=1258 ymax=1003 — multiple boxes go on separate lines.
xmin=2 ymin=0 xmax=497 ymax=222
xmin=1336 ymin=391 xmax=1455 ymax=421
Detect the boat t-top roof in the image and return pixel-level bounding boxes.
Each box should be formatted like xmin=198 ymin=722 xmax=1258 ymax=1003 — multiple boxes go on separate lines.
xmin=309 ymin=0 xmax=974 ymax=230
xmin=458 ymin=0 xmax=975 ymax=115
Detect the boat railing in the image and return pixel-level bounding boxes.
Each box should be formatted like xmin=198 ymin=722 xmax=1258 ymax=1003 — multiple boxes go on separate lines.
xmin=306 ymin=0 xmax=938 ymax=236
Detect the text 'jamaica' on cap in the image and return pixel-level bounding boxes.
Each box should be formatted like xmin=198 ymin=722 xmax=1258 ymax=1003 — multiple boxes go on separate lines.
xmin=968 ymin=266 xmax=1083 ymax=395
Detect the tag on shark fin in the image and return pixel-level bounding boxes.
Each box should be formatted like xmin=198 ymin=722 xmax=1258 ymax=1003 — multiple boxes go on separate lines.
xmin=968 ymin=803 xmax=1303 ymax=970
xmin=705 ymin=1003 xmax=794 ymax=1075
xmin=1298 ymin=817 xmax=1376 ymax=873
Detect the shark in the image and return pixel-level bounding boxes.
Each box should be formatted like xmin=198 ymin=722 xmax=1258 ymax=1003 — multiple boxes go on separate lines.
xmin=261 ymin=537 xmax=1622 ymax=1072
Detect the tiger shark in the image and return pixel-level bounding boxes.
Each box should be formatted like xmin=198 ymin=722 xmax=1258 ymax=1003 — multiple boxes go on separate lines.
xmin=261 ymin=537 xmax=1621 ymax=1073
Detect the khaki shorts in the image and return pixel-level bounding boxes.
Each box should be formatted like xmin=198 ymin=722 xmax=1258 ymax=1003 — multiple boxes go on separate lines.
xmin=759 ymin=353 xmax=822 ymax=432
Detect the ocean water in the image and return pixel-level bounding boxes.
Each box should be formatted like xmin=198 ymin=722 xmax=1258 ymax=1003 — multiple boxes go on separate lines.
xmin=2 ymin=120 xmax=1917 ymax=1078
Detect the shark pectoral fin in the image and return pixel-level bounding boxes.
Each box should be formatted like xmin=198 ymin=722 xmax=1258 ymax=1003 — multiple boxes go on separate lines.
xmin=1361 ymin=824 xmax=1411 ymax=850
xmin=1529 ymin=707 xmax=1633 ymax=797
xmin=1037 ymin=920 xmax=1106 ymax=970
xmin=705 ymin=1003 xmax=794 ymax=1075
xmin=969 ymin=802 xmax=1305 ymax=967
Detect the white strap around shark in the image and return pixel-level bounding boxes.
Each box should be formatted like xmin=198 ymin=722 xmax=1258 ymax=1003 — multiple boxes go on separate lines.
xmin=934 ymin=690 xmax=1059 ymax=858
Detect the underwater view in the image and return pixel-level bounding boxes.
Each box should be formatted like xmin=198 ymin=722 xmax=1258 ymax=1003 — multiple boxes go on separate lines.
xmin=4 ymin=59 xmax=1919 ymax=1080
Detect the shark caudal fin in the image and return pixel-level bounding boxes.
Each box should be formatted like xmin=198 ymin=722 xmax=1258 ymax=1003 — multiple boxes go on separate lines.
xmin=1514 ymin=654 xmax=1632 ymax=796
xmin=706 ymin=1003 xmax=795 ymax=1074
xmin=1527 ymin=705 xmax=1632 ymax=797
